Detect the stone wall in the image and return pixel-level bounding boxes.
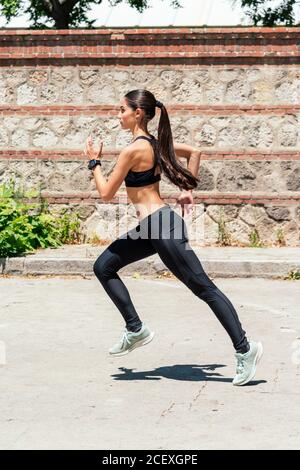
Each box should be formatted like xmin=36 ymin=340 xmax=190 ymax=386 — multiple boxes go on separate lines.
xmin=0 ymin=28 xmax=299 ymax=246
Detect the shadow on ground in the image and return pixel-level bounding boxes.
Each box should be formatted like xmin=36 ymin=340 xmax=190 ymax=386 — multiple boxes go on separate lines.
xmin=111 ymin=364 xmax=267 ymax=385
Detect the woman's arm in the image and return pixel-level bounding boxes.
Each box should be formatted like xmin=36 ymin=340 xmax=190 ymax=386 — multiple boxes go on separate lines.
xmin=173 ymin=141 xmax=200 ymax=161
xmin=92 ymin=147 xmax=133 ymax=202
xmin=173 ymin=142 xmax=202 ymax=217
xmin=173 ymin=141 xmax=202 ymax=191
xmin=85 ymin=136 xmax=133 ymax=202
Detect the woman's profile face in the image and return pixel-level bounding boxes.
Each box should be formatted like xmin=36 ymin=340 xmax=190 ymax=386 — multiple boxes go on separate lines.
xmin=117 ymin=97 xmax=142 ymax=129
xmin=118 ymin=98 xmax=133 ymax=128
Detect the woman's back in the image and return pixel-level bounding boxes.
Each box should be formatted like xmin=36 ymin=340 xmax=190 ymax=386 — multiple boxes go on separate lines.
xmin=124 ymin=134 xmax=166 ymax=220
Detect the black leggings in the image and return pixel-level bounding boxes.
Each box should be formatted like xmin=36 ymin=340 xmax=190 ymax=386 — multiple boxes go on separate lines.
xmin=93 ymin=204 xmax=249 ymax=353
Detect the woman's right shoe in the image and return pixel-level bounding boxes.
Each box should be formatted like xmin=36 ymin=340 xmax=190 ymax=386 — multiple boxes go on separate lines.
xmin=109 ymin=323 xmax=155 ymax=357
xmin=232 ymin=340 xmax=263 ymax=386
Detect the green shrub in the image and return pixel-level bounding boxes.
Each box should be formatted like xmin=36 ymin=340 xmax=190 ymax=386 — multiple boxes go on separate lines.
xmin=249 ymin=228 xmax=263 ymax=248
xmin=287 ymin=270 xmax=300 ymax=280
xmin=276 ymin=228 xmax=286 ymax=246
xmin=217 ymin=208 xmax=232 ymax=246
xmin=0 ymin=179 xmax=81 ymax=258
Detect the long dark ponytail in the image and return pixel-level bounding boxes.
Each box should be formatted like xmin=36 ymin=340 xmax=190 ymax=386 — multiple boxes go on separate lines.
xmin=124 ymin=89 xmax=200 ymax=191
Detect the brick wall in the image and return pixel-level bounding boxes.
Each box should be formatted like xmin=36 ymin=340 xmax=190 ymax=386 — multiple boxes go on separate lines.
xmin=0 ymin=27 xmax=300 ymax=246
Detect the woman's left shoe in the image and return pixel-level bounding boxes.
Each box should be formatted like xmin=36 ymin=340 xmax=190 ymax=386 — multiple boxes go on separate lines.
xmin=232 ymin=340 xmax=263 ymax=386
xmin=109 ymin=323 xmax=155 ymax=357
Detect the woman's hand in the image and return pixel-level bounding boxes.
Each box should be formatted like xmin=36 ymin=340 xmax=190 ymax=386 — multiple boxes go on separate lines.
xmin=175 ymin=190 xmax=194 ymax=218
xmin=84 ymin=135 xmax=103 ymax=161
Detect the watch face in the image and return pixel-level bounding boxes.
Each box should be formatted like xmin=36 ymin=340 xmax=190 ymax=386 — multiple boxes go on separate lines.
xmin=88 ymin=159 xmax=100 ymax=170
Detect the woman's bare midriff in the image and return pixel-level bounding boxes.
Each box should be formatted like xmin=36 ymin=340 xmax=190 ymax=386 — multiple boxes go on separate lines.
xmin=126 ymin=183 xmax=167 ymax=221
xmin=125 ymin=139 xmax=169 ymax=221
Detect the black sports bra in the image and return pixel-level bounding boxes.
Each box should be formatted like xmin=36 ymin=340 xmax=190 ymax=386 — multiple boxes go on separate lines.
xmin=125 ymin=135 xmax=161 ymax=188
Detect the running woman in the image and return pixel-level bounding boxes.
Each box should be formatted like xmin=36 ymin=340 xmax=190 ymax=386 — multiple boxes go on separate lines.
xmin=85 ymin=89 xmax=263 ymax=386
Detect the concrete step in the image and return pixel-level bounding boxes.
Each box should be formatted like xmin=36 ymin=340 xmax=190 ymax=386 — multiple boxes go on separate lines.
xmin=1 ymin=244 xmax=299 ymax=279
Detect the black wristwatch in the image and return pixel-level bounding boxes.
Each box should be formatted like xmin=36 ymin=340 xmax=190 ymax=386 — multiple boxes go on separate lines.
xmin=88 ymin=159 xmax=102 ymax=171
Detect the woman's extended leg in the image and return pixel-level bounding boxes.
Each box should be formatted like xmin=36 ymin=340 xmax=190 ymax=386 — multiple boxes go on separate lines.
xmin=93 ymin=224 xmax=156 ymax=332
xmin=149 ymin=209 xmax=249 ymax=353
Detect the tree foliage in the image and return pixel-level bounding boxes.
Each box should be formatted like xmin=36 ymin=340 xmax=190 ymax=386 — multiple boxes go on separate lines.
xmin=0 ymin=0 xmax=182 ymax=29
xmin=234 ymin=0 xmax=299 ymax=26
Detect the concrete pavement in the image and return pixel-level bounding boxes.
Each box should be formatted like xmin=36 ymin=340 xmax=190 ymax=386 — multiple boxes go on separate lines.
xmin=0 ymin=274 xmax=300 ymax=449
xmin=1 ymin=244 xmax=299 ymax=278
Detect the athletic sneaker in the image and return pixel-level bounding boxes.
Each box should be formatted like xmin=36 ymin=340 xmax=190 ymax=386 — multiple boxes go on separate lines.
xmin=109 ymin=323 xmax=155 ymax=357
xmin=232 ymin=340 xmax=263 ymax=386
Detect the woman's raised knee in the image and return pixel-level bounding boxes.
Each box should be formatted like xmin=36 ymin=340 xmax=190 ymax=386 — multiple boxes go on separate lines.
xmin=93 ymin=249 xmax=120 ymax=281
xmin=93 ymin=256 xmax=104 ymax=279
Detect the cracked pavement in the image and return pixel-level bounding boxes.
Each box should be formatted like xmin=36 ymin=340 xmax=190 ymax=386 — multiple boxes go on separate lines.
xmin=0 ymin=275 xmax=299 ymax=449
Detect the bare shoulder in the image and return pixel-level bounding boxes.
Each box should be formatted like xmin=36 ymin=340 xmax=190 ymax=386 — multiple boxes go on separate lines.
xmin=116 ymin=141 xmax=142 ymax=169
xmin=122 ymin=138 xmax=152 ymax=162
xmin=123 ymin=138 xmax=146 ymax=154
